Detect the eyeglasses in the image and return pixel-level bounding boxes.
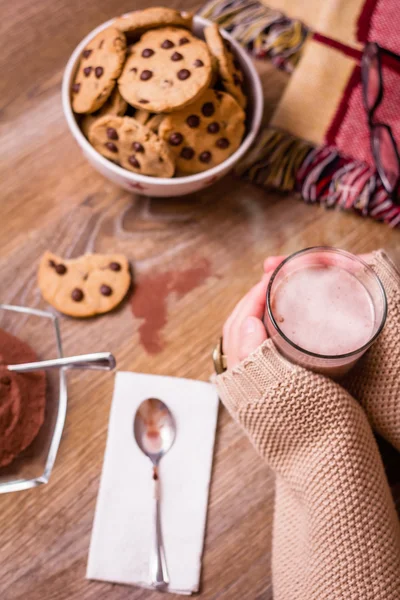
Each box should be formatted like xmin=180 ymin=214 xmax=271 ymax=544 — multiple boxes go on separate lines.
xmin=361 ymin=42 xmax=400 ymax=204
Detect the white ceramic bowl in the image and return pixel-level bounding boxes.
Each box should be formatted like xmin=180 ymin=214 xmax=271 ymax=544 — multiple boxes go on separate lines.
xmin=62 ymin=15 xmax=263 ymax=197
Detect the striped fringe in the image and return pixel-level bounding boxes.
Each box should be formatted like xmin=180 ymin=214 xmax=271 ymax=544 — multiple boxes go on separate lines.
xmin=198 ymin=0 xmax=309 ymax=73
xmin=237 ymin=128 xmax=400 ymax=227
xmin=235 ymin=128 xmax=313 ymax=191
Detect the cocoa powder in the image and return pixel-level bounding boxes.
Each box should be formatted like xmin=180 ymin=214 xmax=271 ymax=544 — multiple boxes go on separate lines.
xmin=0 ymin=328 xmax=46 ymax=467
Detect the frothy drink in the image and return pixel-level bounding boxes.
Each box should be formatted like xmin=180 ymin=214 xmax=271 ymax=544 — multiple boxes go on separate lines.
xmin=265 ymin=248 xmax=387 ymax=376
xmin=271 ymin=266 xmax=375 ymax=356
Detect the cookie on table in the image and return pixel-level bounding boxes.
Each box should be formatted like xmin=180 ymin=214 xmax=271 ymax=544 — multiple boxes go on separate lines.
xmin=89 ymin=115 xmax=175 ymax=177
xmin=114 ymin=6 xmax=192 ymax=37
xmin=80 ymin=88 xmax=128 ymax=138
xmin=118 ymin=27 xmax=213 ymax=113
xmin=38 ymin=252 xmax=131 ymax=318
xmin=159 ymin=89 xmax=245 ymax=174
xmin=204 ymin=23 xmax=247 ymax=109
xmin=72 ymin=27 xmax=127 ymax=114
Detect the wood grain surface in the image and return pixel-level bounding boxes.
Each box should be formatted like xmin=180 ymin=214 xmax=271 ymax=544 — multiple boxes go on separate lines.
xmin=0 ymin=1 xmax=399 ymax=599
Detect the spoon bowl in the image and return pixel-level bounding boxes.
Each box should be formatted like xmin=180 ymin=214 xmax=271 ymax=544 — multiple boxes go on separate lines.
xmin=134 ymin=398 xmax=176 ymax=465
xmin=134 ymin=398 xmax=176 ymax=590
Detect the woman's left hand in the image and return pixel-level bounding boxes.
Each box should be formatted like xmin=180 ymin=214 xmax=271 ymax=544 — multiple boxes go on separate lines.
xmin=222 ymin=257 xmax=282 ymax=370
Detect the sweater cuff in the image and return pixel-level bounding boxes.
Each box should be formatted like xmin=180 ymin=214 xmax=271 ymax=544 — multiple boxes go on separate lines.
xmin=371 ymin=249 xmax=400 ymax=297
xmin=213 ymin=338 xmax=295 ymax=417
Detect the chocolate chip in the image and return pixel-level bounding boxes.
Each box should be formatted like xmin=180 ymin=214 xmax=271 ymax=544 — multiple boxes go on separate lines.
xmin=207 ymin=122 xmax=220 ymax=134
xmin=142 ymin=48 xmax=155 ymax=58
xmin=128 ymin=155 xmax=141 ymax=168
xmin=140 ymin=69 xmax=153 ymax=81
xmin=233 ymin=73 xmax=241 ymax=86
xmin=72 ymin=83 xmax=80 ymax=93
xmin=199 ymin=151 xmax=212 ymax=163
xmin=48 ymin=259 xmax=56 ymax=268
xmin=193 ymin=59 xmax=204 ymax=67
xmin=202 ymin=102 xmax=215 ymax=117
xmin=95 ymin=66 xmax=104 ymax=78
xmin=161 ymin=79 xmax=173 ymax=88
xmin=109 ymin=262 xmax=121 ymax=271
xmin=83 ymin=66 xmax=92 ymax=77
xmin=107 ymin=127 xmax=118 ymax=140
xmin=179 ymin=37 xmax=190 ymax=45
xmin=139 ymin=99 xmax=149 ymax=104
xmin=180 ymin=147 xmax=194 ymax=159
xmin=55 ymin=264 xmax=67 ymax=275
xmin=100 ymin=284 xmax=112 ymax=296
xmin=171 ymin=52 xmax=183 ymax=61
xmin=132 ymin=142 xmax=144 ymax=153
xmin=177 ymin=69 xmax=190 ymax=80
xmin=105 ymin=142 xmax=118 ymax=153
xmin=71 ymin=288 xmax=84 ymax=302
xmin=0 ymin=376 xmax=11 ymax=386
xmin=216 ymin=137 xmax=230 ymax=149
xmin=82 ymin=49 xmax=92 ymax=58
xmin=234 ymin=59 xmax=241 ymax=70
xmin=169 ymin=132 xmax=183 ymax=146
xmin=186 ymin=115 xmax=200 ymax=128
xmin=131 ymin=67 xmax=138 ymax=73
xmin=161 ymin=39 xmax=174 ymax=49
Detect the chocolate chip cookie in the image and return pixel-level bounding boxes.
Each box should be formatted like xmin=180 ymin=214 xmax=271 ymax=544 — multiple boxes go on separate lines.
xmin=204 ymin=24 xmax=247 ymax=109
xmin=118 ymin=27 xmax=213 ymax=112
xmin=159 ymin=89 xmax=245 ymax=174
xmin=114 ymin=7 xmax=192 ymax=37
xmin=38 ymin=252 xmax=131 ymax=318
xmin=80 ymin=88 xmax=128 ymax=138
xmin=89 ymin=115 xmax=175 ymax=177
xmin=72 ymin=27 xmax=127 ymax=114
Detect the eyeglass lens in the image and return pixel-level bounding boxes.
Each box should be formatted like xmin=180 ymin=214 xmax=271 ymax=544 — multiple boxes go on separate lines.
xmin=363 ymin=45 xmax=381 ymax=113
xmin=373 ymin=125 xmax=400 ymax=192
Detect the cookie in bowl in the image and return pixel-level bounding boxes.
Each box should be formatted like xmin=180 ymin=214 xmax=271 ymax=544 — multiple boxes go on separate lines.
xmin=204 ymin=23 xmax=247 ymax=109
xmin=115 ymin=6 xmax=192 ymax=37
xmin=118 ymin=26 xmax=213 ymax=113
xmin=89 ymin=115 xmax=175 ymax=177
xmin=72 ymin=27 xmax=127 ymax=114
xmin=159 ymin=89 xmax=245 ymax=174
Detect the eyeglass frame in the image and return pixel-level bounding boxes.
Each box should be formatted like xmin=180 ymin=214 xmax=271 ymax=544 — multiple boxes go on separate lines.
xmin=361 ymin=41 xmax=400 ymax=205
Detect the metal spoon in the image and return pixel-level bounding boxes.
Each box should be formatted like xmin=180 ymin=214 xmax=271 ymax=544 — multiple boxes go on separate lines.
xmin=134 ymin=398 xmax=176 ymax=591
xmin=7 ymin=352 xmax=116 ymax=373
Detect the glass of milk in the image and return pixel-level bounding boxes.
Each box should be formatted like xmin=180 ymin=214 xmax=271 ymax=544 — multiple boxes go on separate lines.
xmin=264 ymin=247 xmax=387 ymax=377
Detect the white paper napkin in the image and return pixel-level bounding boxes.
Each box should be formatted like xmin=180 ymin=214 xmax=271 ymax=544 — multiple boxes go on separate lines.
xmin=87 ymin=372 xmax=219 ymax=594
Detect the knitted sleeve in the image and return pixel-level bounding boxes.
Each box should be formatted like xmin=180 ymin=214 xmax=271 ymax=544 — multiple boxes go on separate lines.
xmin=343 ymin=250 xmax=400 ymax=449
xmin=215 ymin=339 xmax=400 ymax=600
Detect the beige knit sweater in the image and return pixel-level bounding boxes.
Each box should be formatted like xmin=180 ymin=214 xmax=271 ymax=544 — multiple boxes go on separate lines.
xmin=215 ymin=251 xmax=400 ymax=600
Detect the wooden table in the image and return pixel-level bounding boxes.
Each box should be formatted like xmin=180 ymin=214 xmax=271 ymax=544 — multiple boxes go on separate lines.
xmin=1 ymin=1 xmax=399 ymax=599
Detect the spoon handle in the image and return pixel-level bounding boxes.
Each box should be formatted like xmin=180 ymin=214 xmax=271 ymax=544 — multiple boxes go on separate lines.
xmin=150 ymin=477 xmax=169 ymax=590
xmin=7 ymin=352 xmax=116 ymax=373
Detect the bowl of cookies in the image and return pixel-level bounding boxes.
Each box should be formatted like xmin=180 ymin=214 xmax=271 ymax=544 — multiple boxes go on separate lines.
xmin=62 ymin=7 xmax=263 ymax=197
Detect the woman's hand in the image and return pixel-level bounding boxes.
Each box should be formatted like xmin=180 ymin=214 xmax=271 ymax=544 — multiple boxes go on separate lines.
xmin=222 ymin=257 xmax=282 ymax=370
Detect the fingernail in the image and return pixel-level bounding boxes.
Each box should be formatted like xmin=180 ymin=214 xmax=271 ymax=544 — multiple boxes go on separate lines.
xmin=242 ymin=316 xmax=257 ymax=335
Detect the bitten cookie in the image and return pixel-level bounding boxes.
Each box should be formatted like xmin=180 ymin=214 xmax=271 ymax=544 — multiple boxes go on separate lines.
xmin=80 ymin=88 xmax=128 ymax=138
xmin=204 ymin=24 xmax=247 ymax=109
xmin=89 ymin=115 xmax=175 ymax=177
xmin=114 ymin=7 xmax=192 ymax=36
xmin=159 ymin=89 xmax=245 ymax=174
xmin=72 ymin=27 xmax=127 ymax=114
xmin=38 ymin=252 xmax=131 ymax=318
xmin=118 ymin=27 xmax=212 ymax=112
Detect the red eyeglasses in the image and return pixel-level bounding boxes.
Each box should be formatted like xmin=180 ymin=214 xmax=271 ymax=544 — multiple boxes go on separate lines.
xmin=361 ymin=42 xmax=400 ymax=204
